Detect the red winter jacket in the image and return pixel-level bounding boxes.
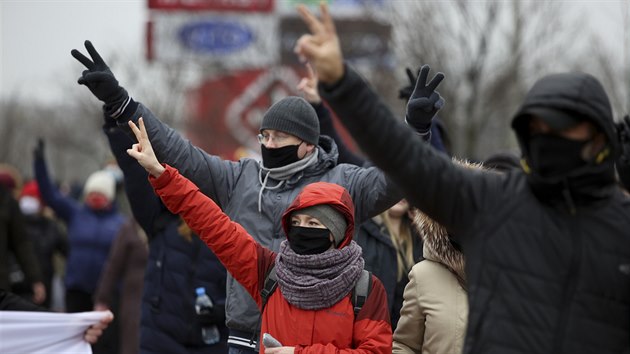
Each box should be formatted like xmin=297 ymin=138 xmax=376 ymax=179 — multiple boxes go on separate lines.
xmin=151 ymin=165 xmax=392 ymax=354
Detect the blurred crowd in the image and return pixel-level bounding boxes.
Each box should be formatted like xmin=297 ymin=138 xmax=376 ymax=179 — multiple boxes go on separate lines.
xmin=2 ymin=3 xmax=630 ymax=354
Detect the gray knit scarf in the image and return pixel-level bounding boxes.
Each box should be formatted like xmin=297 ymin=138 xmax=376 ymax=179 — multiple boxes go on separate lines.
xmin=274 ymin=240 xmax=364 ymax=310
xmin=257 ymin=149 xmax=319 ymax=212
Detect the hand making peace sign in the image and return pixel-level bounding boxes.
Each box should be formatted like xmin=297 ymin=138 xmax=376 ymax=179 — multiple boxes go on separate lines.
xmin=294 ymin=3 xmax=345 ymax=85
xmin=126 ymin=118 xmax=166 ymax=178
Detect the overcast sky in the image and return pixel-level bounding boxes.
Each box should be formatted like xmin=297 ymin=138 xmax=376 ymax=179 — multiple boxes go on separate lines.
xmin=1 ymin=1 xmax=628 ymax=104
xmin=1 ymin=0 xmax=147 ymax=103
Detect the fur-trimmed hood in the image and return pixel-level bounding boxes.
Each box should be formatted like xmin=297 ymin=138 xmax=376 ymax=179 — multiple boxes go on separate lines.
xmin=410 ymin=159 xmax=485 ymax=290
xmin=412 ymin=209 xmax=466 ymax=289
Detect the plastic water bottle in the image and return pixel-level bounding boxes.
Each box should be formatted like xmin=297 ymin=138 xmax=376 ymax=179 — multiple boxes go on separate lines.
xmin=195 ymin=287 xmax=220 ymax=345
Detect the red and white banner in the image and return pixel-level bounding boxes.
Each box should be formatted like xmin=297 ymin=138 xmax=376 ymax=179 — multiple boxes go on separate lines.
xmin=148 ymin=0 xmax=273 ymax=12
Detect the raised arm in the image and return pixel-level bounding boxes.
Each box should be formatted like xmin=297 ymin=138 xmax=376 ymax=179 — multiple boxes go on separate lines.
xmin=125 ymin=118 xmax=275 ymax=305
xmin=71 ymin=41 xmax=241 ymax=209
xmin=297 ymin=63 xmax=366 ymax=166
xmin=32 ymin=139 xmax=80 ymax=222
xmin=294 ymin=4 xmax=500 ymax=235
xmin=103 ymin=120 xmax=167 ymax=236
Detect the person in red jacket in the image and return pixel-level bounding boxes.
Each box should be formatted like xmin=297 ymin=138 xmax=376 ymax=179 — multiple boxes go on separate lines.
xmin=126 ymin=118 xmax=392 ymax=354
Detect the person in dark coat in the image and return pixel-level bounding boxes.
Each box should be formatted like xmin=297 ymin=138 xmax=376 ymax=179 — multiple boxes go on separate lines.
xmin=0 ymin=171 xmax=45 ymax=306
xmin=94 ymin=219 xmax=148 ymax=354
xmin=103 ymin=120 xmax=228 ymax=354
xmin=295 ymin=4 xmax=630 ymax=354
xmin=10 ymin=180 xmax=67 ymax=310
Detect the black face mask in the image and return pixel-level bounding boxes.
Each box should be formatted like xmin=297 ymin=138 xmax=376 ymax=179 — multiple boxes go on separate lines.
xmin=287 ymin=226 xmax=332 ymax=255
xmin=527 ymin=134 xmax=589 ymax=178
xmin=260 ymin=143 xmax=301 ymax=169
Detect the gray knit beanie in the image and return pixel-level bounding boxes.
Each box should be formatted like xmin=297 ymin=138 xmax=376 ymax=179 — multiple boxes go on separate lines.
xmin=296 ymin=204 xmax=347 ymax=247
xmin=260 ymin=96 xmax=320 ymax=145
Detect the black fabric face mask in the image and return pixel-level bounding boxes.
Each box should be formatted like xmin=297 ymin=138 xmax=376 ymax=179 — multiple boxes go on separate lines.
xmin=287 ymin=226 xmax=333 ymax=255
xmin=527 ymin=134 xmax=589 ymax=178
xmin=260 ymin=143 xmax=301 ymax=169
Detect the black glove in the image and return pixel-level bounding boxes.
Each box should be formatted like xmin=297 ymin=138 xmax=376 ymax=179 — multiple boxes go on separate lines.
xmin=33 ymin=138 xmax=45 ymax=161
xmin=616 ymin=115 xmax=630 ymax=189
xmin=405 ymin=65 xmax=445 ymax=133
xmin=71 ymin=40 xmax=129 ymax=117
xmin=398 ymin=67 xmax=417 ymax=101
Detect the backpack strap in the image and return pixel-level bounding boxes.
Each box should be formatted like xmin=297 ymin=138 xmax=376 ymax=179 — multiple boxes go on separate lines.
xmin=260 ymin=266 xmax=278 ymax=314
xmin=351 ymin=269 xmax=372 ymax=317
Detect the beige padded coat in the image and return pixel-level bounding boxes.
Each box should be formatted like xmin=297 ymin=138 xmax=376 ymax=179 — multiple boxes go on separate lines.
xmin=393 ymin=210 xmax=468 ymax=354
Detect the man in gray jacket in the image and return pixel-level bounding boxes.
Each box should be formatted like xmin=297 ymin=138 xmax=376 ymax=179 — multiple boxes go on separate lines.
xmin=70 ymin=41 xmax=441 ymax=353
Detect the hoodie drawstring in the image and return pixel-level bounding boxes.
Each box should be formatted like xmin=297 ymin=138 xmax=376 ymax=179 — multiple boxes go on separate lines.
xmin=258 ymin=169 xmax=285 ymax=213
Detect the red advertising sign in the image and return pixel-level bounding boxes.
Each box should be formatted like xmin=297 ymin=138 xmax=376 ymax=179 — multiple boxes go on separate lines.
xmin=186 ymin=66 xmax=359 ymax=161
xmin=187 ymin=67 xmax=301 ymax=161
xmin=148 ymin=0 xmax=273 ymax=12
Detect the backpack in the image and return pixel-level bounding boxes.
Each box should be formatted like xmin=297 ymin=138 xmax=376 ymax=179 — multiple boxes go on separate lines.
xmin=260 ymin=266 xmax=372 ymax=317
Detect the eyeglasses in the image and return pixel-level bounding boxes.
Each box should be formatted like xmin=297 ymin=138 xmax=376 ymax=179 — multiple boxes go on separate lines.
xmin=257 ymin=133 xmax=293 ymax=145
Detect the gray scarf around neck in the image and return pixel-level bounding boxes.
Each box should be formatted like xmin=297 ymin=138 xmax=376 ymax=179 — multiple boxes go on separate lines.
xmin=257 ymin=149 xmax=319 ymax=212
xmin=274 ymin=240 xmax=364 ymax=310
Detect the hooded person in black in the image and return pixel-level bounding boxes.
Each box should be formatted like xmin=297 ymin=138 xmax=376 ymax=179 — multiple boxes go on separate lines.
xmin=294 ymin=4 xmax=630 ymax=353
xmin=511 ymin=72 xmax=618 ymax=212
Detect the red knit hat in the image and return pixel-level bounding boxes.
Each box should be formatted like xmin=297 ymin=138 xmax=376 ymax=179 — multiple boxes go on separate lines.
xmin=20 ymin=181 xmax=43 ymax=203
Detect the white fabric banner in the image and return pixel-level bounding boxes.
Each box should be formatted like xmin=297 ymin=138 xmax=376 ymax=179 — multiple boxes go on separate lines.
xmin=0 ymin=311 xmax=110 ymax=354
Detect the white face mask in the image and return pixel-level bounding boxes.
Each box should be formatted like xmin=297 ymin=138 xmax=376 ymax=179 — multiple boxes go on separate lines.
xmin=19 ymin=196 xmax=41 ymax=215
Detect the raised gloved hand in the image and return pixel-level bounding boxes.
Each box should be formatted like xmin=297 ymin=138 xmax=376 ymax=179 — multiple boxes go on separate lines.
xmin=71 ymin=40 xmax=129 ymax=117
xmin=33 ymin=138 xmax=45 ymax=161
xmin=406 ymin=65 xmax=445 ymax=133
xmin=616 ymin=115 xmax=630 ymax=189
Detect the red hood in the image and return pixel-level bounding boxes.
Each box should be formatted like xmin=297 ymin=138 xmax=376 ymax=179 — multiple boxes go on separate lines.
xmin=281 ymin=182 xmax=355 ymax=249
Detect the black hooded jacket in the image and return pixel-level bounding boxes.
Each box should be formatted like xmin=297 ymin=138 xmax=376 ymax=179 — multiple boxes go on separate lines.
xmin=511 ymin=72 xmax=619 ymax=212
xmin=320 ymin=66 xmax=630 ymax=354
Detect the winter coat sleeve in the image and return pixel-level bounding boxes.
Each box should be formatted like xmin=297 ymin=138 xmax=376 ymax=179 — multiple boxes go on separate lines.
xmin=103 ymin=125 xmax=172 ymax=237
xmin=33 ymin=155 xmax=80 ymax=223
xmin=314 ymin=102 xmax=366 ymax=167
xmin=392 ymin=266 xmax=425 ymax=354
xmin=344 ymin=163 xmax=403 ymax=225
xmin=116 ymin=103 xmax=243 ymax=210
xmin=295 ymin=275 xmax=392 ymax=354
xmin=149 ymin=164 xmax=275 ymax=307
xmin=320 ymin=65 xmax=504 ymax=238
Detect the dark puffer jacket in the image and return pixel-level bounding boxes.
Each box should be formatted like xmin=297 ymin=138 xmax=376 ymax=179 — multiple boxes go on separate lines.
xmin=321 ymin=66 xmax=630 ymax=354
xmin=104 ymin=126 xmax=228 ymax=354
